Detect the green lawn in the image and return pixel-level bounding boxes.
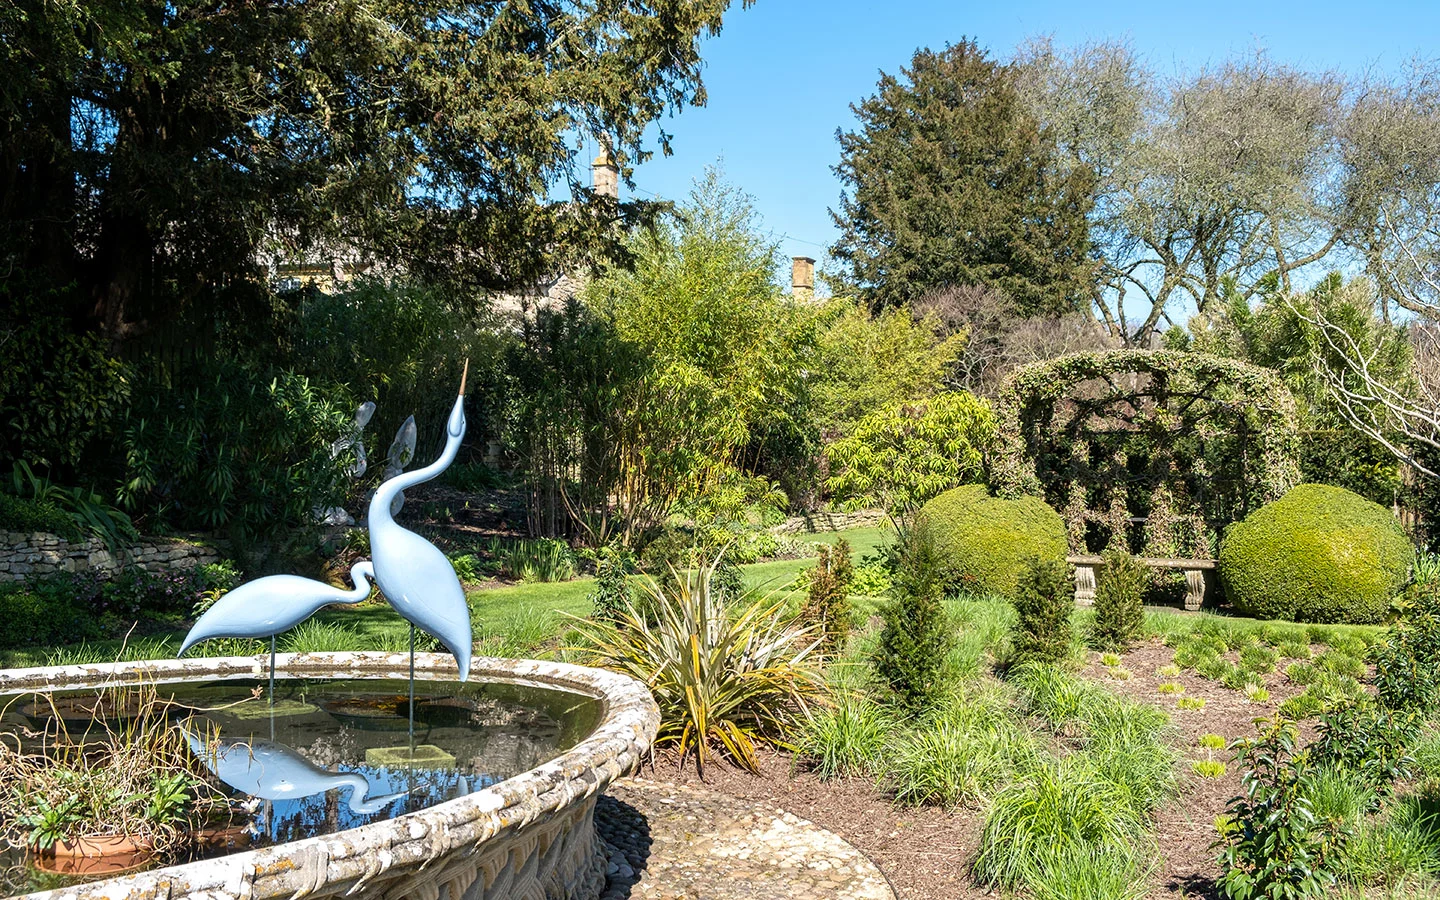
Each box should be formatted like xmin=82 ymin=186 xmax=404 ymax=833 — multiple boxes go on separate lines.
xmin=1 ymin=525 xmax=889 ymax=667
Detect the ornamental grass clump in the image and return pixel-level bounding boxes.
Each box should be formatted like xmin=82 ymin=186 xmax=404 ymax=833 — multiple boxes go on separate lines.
xmin=797 ymin=691 xmax=891 ymax=780
xmin=568 ymin=554 xmax=824 ymax=774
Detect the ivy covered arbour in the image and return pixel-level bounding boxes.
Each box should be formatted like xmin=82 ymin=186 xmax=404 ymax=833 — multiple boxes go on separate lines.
xmin=992 ymin=350 xmax=1301 ymax=558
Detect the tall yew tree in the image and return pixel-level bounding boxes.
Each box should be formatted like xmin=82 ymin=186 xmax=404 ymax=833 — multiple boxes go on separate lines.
xmin=830 ymin=40 xmax=1095 ymax=314
xmin=0 ymin=0 xmax=747 ymax=349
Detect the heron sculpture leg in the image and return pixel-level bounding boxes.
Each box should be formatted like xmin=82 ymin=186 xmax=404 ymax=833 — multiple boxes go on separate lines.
xmin=408 ymin=624 xmax=416 ymax=745
xmin=269 ymin=636 xmax=277 ymax=740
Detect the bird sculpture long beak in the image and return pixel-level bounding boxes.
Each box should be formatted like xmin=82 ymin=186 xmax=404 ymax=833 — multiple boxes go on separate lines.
xmin=459 ymin=358 xmax=468 ymax=396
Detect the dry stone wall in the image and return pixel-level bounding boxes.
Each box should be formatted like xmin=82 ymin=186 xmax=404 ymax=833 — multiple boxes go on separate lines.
xmin=772 ymin=509 xmax=886 ymax=535
xmin=0 ymin=531 xmax=221 ymax=583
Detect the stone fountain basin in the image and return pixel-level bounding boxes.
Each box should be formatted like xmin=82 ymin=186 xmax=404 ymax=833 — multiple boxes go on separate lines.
xmin=0 ymin=652 xmax=660 ymax=900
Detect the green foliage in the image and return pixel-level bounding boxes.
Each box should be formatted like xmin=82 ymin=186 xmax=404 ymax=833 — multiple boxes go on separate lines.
xmin=874 ymin=527 xmax=953 ymax=710
xmin=10 ymin=461 xmax=138 ymax=550
xmin=1091 ymin=550 xmax=1145 ymax=651
xmin=1217 ymin=717 xmax=1349 ymax=900
xmin=1011 ymin=556 xmax=1075 ymax=667
xmin=496 ymin=538 xmax=576 ymax=583
xmin=1218 ymin=484 xmax=1411 ymax=624
xmin=1311 ymin=702 xmax=1420 ymax=800
xmin=1373 ymin=581 xmax=1440 ymax=713
xmin=918 ymin=485 xmax=1069 ymax=599
xmin=585 ymin=545 xmax=639 ymax=622
xmin=798 ymin=539 xmax=854 ymax=656
xmin=0 ymin=282 xmax=132 ymax=472
xmin=568 ymin=555 xmax=824 ymax=775
xmin=279 ymin=620 xmax=363 ymax=654
xmin=0 ymin=492 xmax=79 ymax=540
xmin=974 ymin=756 xmax=1149 ymax=892
xmin=824 ymin=391 xmax=995 ymax=517
xmin=3 ymin=0 xmax=741 ymax=348
xmin=797 ymin=693 xmax=893 ymax=780
xmin=1019 ymin=844 xmax=1153 ymax=900
xmin=888 ymin=711 xmax=1034 ymax=808
xmin=1194 ymin=760 xmax=1227 ymax=778
xmin=449 ymin=554 xmax=483 ymax=583
xmin=119 ymin=363 xmax=351 ymax=544
xmin=811 ymin=301 xmax=966 ymax=435
xmin=830 ymin=40 xmax=1095 ymax=313
xmin=1240 ymin=644 xmax=1279 ymax=674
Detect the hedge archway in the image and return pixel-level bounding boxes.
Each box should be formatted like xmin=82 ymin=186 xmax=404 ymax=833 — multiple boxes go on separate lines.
xmin=992 ymin=350 xmax=1300 ymax=558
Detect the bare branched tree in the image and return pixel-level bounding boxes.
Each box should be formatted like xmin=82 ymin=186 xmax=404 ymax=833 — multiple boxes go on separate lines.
xmin=1292 ymin=223 xmax=1440 ymax=475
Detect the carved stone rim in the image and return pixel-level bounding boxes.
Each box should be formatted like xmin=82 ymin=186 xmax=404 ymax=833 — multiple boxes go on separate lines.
xmin=0 ymin=652 xmax=661 ymax=900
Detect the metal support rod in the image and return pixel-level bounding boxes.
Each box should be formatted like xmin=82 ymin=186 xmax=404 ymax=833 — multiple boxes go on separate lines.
xmin=408 ymin=624 xmax=416 ymax=748
xmin=269 ymin=636 xmax=277 ymax=741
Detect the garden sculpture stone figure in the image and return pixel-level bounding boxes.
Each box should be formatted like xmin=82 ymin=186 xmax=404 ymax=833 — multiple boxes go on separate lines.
xmin=367 ymin=365 xmax=473 ymax=681
xmin=177 ymin=562 xmax=375 ymax=655
xmin=183 ymin=729 xmax=407 ymax=814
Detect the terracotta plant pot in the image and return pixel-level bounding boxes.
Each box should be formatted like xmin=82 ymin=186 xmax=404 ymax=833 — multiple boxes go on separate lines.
xmin=31 ymin=834 xmax=156 ymax=877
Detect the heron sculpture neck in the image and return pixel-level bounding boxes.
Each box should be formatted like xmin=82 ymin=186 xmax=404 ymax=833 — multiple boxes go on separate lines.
xmin=368 ymin=394 xmax=465 ymax=523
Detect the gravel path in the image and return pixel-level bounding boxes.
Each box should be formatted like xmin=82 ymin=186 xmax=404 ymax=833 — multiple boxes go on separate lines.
xmin=595 ymin=779 xmax=895 ymax=900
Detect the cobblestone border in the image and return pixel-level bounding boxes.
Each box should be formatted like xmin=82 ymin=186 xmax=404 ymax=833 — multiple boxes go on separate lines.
xmin=0 ymin=652 xmax=660 ymax=900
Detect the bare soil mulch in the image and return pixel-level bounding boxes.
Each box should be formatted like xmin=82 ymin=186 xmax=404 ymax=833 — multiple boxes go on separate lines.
xmin=636 ymin=637 xmax=1337 ymax=900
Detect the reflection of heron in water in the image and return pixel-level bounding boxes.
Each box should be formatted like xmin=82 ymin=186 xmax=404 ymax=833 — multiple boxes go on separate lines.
xmin=367 ymin=364 xmax=473 ymax=682
xmin=183 ymin=729 xmax=407 ymax=815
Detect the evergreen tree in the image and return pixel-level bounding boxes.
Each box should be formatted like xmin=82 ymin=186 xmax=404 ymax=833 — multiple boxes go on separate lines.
xmin=1089 ymin=550 xmax=1145 ymax=651
xmin=1011 ymin=555 xmax=1074 ymax=666
xmin=875 ymin=528 xmax=951 ymax=709
xmin=830 ymin=40 xmax=1095 ymax=314
xmin=800 ymin=538 xmax=854 ymax=656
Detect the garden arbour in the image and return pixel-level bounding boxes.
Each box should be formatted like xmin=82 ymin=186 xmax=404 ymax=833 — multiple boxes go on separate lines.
xmin=992 ymin=350 xmax=1301 ymax=559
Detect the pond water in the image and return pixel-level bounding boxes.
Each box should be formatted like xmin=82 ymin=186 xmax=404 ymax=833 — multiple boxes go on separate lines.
xmin=0 ymin=677 xmax=603 ymax=896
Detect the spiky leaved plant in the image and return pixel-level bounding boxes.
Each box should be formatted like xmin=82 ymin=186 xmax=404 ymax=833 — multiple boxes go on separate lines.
xmin=568 ymin=552 xmax=824 ymax=774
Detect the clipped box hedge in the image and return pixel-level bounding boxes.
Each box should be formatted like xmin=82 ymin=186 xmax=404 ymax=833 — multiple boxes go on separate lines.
xmin=1218 ymin=483 xmax=1410 ymax=624
xmin=917 ymin=484 xmax=1069 ymax=599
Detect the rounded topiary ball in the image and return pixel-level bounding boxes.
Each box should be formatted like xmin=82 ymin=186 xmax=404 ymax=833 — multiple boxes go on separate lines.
xmin=917 ymin=485 xmax=1069 ymax=599
xmin=1218 ymin=483 xmax=1410 ymax=624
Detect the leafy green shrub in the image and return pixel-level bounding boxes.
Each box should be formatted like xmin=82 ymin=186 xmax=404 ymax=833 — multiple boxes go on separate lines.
xmin=0 ymin=584 xmax=102 ymax=649
xmin=874 ymin=526 xmax=952 ymax=710
xmin=1217 ymin=484 xmax=1410 ymax=624
xmin=798 ymin=693 xmax=892 ymax=780
xmin=1217 ymin=717 xmax=1349 ymax=899
xmin=585 ymin=545 xmax=638 ymax=622
xmin=1090 ymin=550 xmax=1145 ymax=651
xmin=1311 ymin=701 xmax=1420 ymax=800
xmin=1011 ymin=556 xmax=1074 ymax=667
xmin=917 ymin=485 xmax=1069 ymax=599
xmin=974 ymin=756 xmax=1148 ymax=891
xmin=568 ymin=557 xmax=823 ymax=774
xmin=849 ymin=561 xmax=893 ymax=596
xmin=0 ymin=492 xmax=79 ymax=540
xmin=1279 ymin=640 xmax=1312 ymax=660
xmin=1373 ymin=581 xmax=1440 ymax=713
xmin=798 ymin=539 xmax=853 ymax=656
xmin=1318 ymin=651 xmax=1367 ymax=680
xmin=119 ymin=363 xmax=351 ymax=544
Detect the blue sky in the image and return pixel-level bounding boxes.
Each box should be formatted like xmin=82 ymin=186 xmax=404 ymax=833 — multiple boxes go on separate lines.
xmin=610 ymin=0 xmax=1440 ymax=285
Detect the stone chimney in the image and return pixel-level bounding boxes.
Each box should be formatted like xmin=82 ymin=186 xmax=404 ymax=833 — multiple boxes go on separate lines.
xmin=592 ymin=150 xmax=619 ymax=200
xmin=791 ymin=256 xmax=815 ymax=301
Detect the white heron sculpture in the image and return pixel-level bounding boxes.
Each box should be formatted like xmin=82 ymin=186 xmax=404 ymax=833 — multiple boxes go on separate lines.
xmin=366 ymin=364 xmax=473 ymax=681
xmin=178 ymin=562 xmax=375 ymax=657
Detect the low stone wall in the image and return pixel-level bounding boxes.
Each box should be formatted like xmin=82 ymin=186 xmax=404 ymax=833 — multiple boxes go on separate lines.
xmin=0 ymin=531 xmax=221 ymax=583
xmin=772 ymin=509 xmax=887 ymax=534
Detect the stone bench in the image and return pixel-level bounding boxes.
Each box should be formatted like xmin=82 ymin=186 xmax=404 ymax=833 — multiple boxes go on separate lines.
xmin=1067 ymin=555 xmax=1217 ymax=611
